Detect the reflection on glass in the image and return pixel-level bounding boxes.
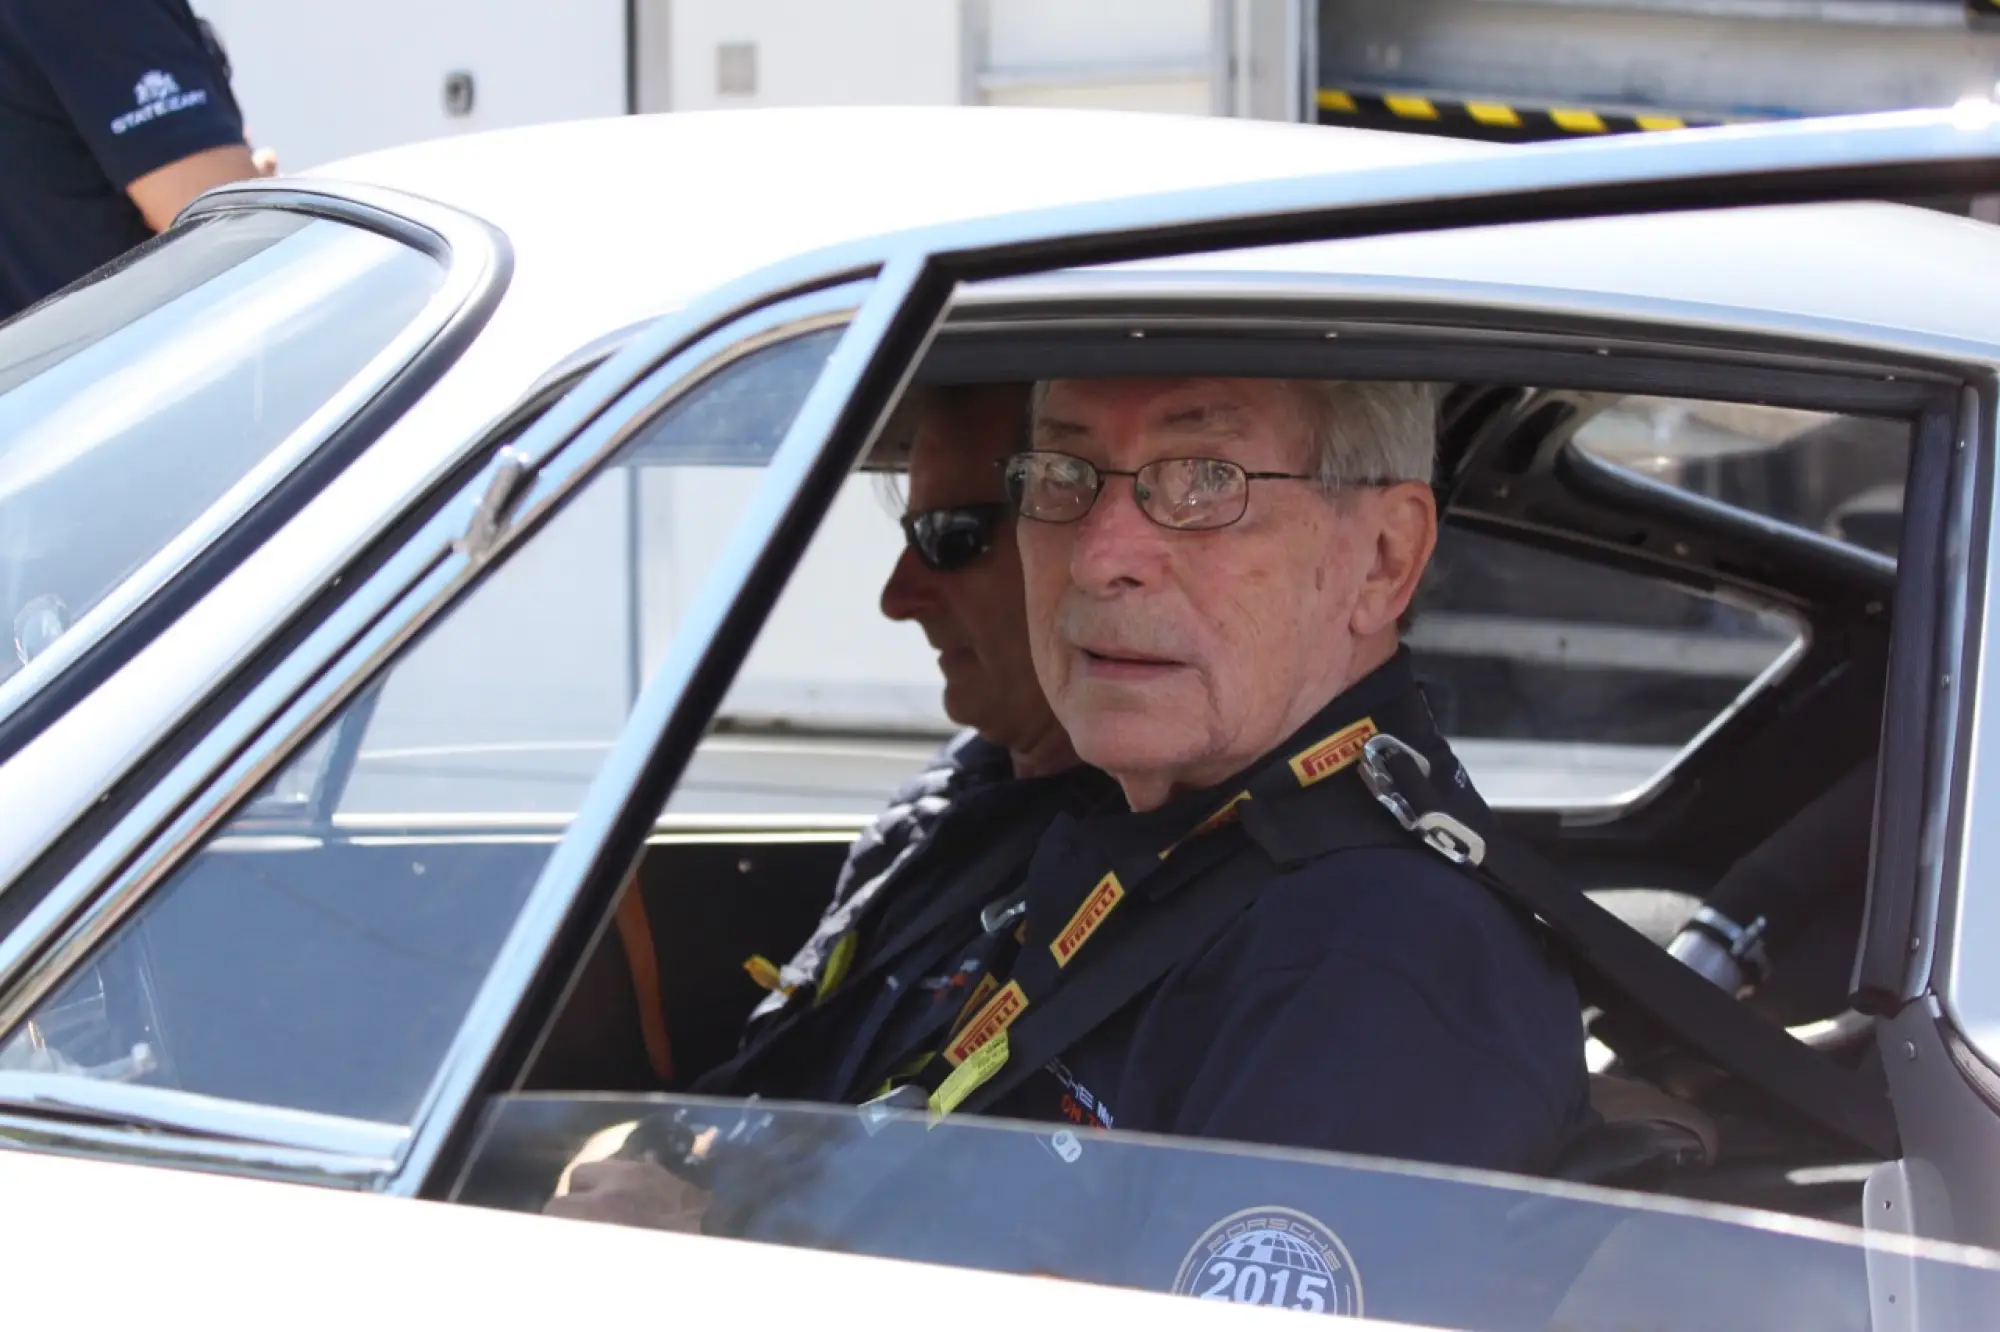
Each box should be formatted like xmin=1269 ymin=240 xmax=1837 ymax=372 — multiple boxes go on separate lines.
xmin=460 ymin=1093 xmax=2000 ymax=1332
xmin=0 ymin=210 xmax=443 ymax=701
xmin=1411 ymin=527 xmax=1801 ymax=805
xmin=0 ymin=328 xmax=843 ymax=1125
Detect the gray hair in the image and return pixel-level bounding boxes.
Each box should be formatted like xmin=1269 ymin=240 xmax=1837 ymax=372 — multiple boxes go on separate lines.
xmin=1290 ymin=380 xmax=1440 ymax=495
xmin=1027 ymin=379 xmax=1440 ymax=495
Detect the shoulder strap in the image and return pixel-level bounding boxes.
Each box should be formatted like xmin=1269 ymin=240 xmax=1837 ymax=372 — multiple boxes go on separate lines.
xmin=702 ymin=791 xmax=1059 ymax=1099
xmin=1361 ymin=737 xmax=1900 ymax=1159
xmin=955 ymin=833 xmax=1274 ymax=1117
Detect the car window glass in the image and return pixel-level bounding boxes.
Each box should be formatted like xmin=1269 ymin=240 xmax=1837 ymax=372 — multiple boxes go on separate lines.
xmin=0 ymin=326 xmax=843 ymax=1126
xmin=694 ymin=387 xmax=1821 ymax=814
xmin=1411 ymin=527 xmax=1801 ymax=804
xmin=0 ymin=210 xmax=443 ymax=703
xmin=456 ymin=1093 xmax=2000 ymax=1332
xmin=1570 ymin=397 xmax=1909 ymax=558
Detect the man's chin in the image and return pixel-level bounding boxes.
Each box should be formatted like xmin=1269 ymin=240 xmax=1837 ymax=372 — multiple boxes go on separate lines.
xmin=1069 ymin=720 xmax=1205 ymax=791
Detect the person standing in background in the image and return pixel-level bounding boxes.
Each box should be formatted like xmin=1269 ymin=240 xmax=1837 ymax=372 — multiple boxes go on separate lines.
xmin=0 ymin=0 xmax=276 ymax=321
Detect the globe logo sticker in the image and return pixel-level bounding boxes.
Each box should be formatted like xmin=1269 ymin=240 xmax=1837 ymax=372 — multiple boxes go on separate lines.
xmin=1171 ymin=1206 xmax=1362 ymax=1316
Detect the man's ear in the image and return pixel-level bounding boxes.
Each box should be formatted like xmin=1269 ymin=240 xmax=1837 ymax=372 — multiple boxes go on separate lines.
xmin=1349 ymin=483 xmax=1437 ymax=638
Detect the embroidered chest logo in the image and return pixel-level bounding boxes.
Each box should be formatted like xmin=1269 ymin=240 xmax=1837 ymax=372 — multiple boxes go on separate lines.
xmin=1047 ymin=1057 xmax=1113 ymax=1130
xmin=1172 ymin=1206 xmax=1362 ymax=1316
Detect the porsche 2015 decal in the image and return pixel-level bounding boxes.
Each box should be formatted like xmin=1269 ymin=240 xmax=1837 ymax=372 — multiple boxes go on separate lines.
xmin=1171 ymin=1206 xmax=1361 ymax=1316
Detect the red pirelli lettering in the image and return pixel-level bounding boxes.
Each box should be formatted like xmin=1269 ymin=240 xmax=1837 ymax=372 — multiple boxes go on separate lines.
xmin=1287 ymin=718 xmax=1378 ymax=787
xmin=1049 ymin=873 xmax=1125 ymax=966
xmin=946 ymin=979 xmax=1026 ymax=1065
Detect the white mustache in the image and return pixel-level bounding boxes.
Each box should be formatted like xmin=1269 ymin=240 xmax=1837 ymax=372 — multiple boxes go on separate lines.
xmin=1055 ymin=601 xmax=1191 ymax=662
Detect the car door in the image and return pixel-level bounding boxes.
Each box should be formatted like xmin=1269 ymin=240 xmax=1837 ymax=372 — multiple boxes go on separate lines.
xmin=2 ymin=106 xmax=1998 ymax=1298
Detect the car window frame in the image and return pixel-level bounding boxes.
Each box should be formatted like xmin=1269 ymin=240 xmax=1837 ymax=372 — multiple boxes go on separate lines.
xmin=0 ymin=283 xmax=867 ymax=1184
xmin=0 ymin=181 xmax=513 ymax=771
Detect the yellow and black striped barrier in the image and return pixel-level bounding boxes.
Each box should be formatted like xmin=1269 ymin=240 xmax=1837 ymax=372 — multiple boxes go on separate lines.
xmin=1316 ymin=87 xmax=1724 ymax=142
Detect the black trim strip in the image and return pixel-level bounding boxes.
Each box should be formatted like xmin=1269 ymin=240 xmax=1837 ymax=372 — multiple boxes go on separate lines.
xmin=1854 ymin=396 xmax=1962 ymax=1014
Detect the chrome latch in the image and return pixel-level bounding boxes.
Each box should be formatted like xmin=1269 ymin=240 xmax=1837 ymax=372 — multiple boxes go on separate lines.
xmin=457 ymin=445 xmax=532 ymax=562
xmin=980 ymin=894 xmax=1028 ymax=935
xmin=1359 ymin=734 xmax=1487 ymax=867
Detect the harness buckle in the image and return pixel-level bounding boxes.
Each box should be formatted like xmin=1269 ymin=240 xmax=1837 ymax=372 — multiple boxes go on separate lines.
xmin=980 ymin=894 xmax=1028 ymax=935
xmin=1359 ymin=734 xmax=1487 ymax=867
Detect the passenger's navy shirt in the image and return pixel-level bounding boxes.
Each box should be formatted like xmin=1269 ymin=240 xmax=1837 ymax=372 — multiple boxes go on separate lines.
xmin=706 ymin=653 xmax=1589 ymax=1178
xmin=995 ymin=658 xmax=1587 ymax=1174
xmin=871 ymin=653 xmax=1590 ymax=1176
xmin=0 ymin=0 xmax=245 ymax=320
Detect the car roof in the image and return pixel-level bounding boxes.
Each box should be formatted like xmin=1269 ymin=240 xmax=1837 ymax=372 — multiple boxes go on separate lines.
xmin=301 ymin=106 xmax=2000 ymax=376
xmin=299 ymin=106 xmax=1496 ymax=388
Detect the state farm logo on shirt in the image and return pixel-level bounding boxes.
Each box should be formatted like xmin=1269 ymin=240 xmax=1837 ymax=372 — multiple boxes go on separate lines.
xmin=110 ymin=70 xmax=210 ymax=136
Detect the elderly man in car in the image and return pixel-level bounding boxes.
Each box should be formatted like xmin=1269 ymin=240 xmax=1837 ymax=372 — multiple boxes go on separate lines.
xmin=553 ymin=375 xmax=1589 ymax=1231
xmin=932 ymin=377 xmax=1592 ymax=1164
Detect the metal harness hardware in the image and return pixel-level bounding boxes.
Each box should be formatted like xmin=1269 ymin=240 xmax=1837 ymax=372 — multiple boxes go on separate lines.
xmin=1358 ymin=734 xmax=1488 ymax=867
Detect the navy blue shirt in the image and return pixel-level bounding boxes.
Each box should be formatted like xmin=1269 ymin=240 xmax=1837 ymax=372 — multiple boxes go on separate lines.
xmin=902 ymin=655 xmax=1588 ymax=1176
xmin=0 ymin=0 xmax=245 ymax=320
xmin=989 ymin=840 xmax=1588 ymax=1173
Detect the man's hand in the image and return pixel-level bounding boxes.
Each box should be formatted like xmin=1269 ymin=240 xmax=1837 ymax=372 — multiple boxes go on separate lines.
xmin=543 ymin=1158 xmax=711 ymax=1233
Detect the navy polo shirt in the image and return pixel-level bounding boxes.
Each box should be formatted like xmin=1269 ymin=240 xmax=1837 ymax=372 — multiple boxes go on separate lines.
xmin=987 ymin=837 xmax=1590 ymax=1173
xmin=0 ymin=0 xmax=245 ymax=320
xmin=979 ymin=685 xmax=1591 ymax=1175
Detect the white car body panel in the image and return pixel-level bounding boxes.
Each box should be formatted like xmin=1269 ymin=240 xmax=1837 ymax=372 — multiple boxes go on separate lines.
xmin=0 ymin=1144 xmax=1437 ymax=1330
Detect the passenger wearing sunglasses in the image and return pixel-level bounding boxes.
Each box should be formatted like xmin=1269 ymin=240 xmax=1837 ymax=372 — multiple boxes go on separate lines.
xmin=646 ymin=384 xmax=1099 ymax=1089
xmin=556 ymin=386 xmax=1112 ymax=1228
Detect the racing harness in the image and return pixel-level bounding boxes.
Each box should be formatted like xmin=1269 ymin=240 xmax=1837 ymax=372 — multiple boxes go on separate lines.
xmin=679 ymin=666 xmax=1897 ymax=1168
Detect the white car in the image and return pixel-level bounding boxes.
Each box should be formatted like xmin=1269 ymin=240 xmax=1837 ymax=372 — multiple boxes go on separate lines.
xmin=3 ymin=104 xmax=2000 ymax=1329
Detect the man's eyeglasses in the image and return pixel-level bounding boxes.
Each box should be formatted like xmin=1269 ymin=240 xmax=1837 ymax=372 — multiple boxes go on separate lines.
xmin=1004 ymin=450 xmax=1346 ymax=531
xmin=901 ymin=502 xmax=1007 ymax=572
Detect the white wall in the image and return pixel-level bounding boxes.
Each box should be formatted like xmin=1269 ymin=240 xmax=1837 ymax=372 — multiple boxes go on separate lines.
xmin=658 ymin=0 xmax=963 ymax=112
xmin=192 ymin=0 xmax=627 ymax=171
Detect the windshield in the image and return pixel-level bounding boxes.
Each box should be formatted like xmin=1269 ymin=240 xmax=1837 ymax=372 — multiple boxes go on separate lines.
xmin=0 ymin=208 xmax=443 ymax=710
xmin=459 ymin=1093 xmax=1998 ymax=1330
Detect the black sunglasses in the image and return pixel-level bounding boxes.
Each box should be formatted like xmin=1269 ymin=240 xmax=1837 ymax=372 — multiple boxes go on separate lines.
xmin=901 ymin=502 xmax=1008 ymax=572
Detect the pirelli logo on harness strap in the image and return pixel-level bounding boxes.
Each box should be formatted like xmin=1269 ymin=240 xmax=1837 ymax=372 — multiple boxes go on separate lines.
xmin=946 ymin=979 xmax=1026 ymax=1066
xmin=1050 ymin=872 xmax=1125 ymax=966
xmin=1316 ymin=87 xmax=1720 ymax=140
xmin=1289 ymin=718 xmax=1378 ymax=787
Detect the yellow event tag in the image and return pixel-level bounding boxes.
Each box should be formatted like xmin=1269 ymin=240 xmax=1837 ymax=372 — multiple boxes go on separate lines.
xmin=814 ymin=932 xmax=858 ymax=1006
xmin=742 ymin=955 xmax=787 ymax=993
xmin=928 ymin=1029 xmax=1010 ymax=1121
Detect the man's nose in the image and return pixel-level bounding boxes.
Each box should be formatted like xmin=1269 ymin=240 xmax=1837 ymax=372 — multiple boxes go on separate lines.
xmin=880 ymin=546 xmax=937 ymax=621
xmin=1067 ymin=476 xmax=1165 ymax=594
